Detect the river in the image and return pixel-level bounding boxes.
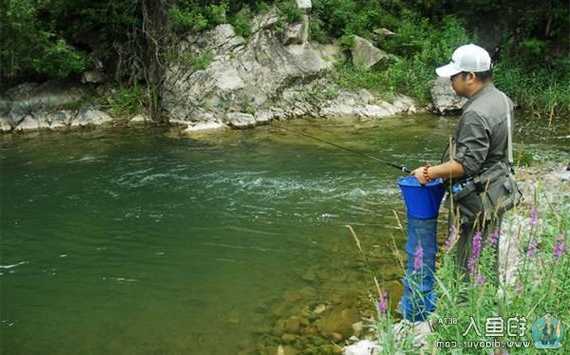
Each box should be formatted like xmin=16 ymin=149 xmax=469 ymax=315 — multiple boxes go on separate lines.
xmin=1 ymin=114 xmax=568 ymax=354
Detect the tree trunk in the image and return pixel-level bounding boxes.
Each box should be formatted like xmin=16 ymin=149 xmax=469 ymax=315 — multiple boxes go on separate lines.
xmin=142 ymin=0 xmax=171 ymax=124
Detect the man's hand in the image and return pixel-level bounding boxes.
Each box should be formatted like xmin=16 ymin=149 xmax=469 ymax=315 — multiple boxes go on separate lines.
xmin=411 ymin=166 xmax=429 ymax=185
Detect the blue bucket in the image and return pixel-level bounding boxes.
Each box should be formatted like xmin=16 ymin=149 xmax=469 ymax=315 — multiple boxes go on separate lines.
xmin=398 ymin=176 xmax=445 ymax=219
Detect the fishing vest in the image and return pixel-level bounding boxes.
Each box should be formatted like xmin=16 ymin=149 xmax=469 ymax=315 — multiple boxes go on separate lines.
xmin=442 ymin=85 xmax=523 ymax=223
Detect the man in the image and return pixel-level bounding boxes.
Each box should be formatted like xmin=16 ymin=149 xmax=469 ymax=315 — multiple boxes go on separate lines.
xmin=411 ymin=44 xmax=519 ymax=281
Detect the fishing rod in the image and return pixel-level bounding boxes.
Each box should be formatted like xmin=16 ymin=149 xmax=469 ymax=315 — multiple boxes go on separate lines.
xmin=273 ymin=123 xmax=411 ymax=174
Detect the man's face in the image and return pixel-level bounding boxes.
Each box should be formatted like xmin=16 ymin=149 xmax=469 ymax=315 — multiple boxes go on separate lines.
xmin=450 ymin=72 xmax=467 ymax=96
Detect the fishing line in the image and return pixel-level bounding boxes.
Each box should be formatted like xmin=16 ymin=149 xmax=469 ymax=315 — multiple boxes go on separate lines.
xmin=272 ymin=123 xmax=411 ymax=174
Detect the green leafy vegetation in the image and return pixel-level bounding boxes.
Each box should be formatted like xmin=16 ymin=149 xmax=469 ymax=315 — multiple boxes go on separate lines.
xmin=1 ymin=0 xmax=568 ymax=120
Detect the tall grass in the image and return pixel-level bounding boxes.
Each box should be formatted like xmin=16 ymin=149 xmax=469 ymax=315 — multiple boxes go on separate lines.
xmin=347 ymin=181 xmax=569 ymax=353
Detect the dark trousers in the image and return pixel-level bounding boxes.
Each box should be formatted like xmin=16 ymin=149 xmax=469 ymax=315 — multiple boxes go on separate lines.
xmin=451 ymin=212 xmax=502 ymax=283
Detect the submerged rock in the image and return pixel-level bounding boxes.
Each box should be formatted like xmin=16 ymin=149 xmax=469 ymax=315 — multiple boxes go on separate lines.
xmin=316 ymin=307 xmax=361 ymax=340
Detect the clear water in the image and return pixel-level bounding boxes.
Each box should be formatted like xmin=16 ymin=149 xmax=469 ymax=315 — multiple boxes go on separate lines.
xmin=1 ymin=114 xmax=567 ymax=354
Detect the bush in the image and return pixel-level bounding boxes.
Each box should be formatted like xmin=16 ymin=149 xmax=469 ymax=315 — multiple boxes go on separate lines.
xmin=102 ymin=85 xmax=145 ymax=117
xmin=168 ymin=6 xmax=208 ymax=33
xmin=231 ymin=7 xmax=252 ymax=38
xmin=190 ymin=51 xmax=214 ymax=71
xmin=1 ymin=0 xmax=89 ymax=81
xmin=277 ymin=0 xmax=302 ymax=23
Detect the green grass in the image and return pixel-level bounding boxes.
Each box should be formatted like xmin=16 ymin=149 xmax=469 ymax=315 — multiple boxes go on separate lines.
xmin=349 ymin=180 xmax=569 ymax=353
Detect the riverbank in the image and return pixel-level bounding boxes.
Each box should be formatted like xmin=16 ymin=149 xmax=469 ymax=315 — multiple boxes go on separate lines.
xmin=344 ymin=162 xmax=569 ymax=354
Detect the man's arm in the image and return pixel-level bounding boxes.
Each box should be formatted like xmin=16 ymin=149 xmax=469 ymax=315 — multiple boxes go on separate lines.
xmin=411 ymin=111 xmax=489 ymax=185
xmin=411 ymin=160 xmax=465 ymax=185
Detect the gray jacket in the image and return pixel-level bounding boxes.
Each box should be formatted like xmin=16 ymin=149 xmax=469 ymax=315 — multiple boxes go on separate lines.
xmin=447 ymin=83 xmax=514 ymax=178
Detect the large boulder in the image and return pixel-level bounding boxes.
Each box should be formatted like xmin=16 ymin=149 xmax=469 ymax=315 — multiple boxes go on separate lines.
xmin=351 ymin=36 xmax=390 ymax=69
xmin=430 ymin=77 xmax=467 ymax=115
xmin=162 ymin=10 xmax=338 ymax=125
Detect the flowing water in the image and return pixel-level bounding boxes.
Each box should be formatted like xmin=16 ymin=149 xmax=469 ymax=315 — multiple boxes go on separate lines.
xmin=1 ymin=114 xmax=568 ymax=354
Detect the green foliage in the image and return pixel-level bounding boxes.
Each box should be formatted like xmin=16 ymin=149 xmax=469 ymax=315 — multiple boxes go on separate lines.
xmin=333 ymin=15 xmax=470 ymax=104
xmin=494 ymin=59 xmax=570 ymax=121
xmin=231 ymin=6 xmax=252 ymax=38
xmin=168 ymin=6 xmax=208 ymax=33
xmin=432 ymin=187 xmax=570 ymax=354
xmin=1 ymin=0 xmax=90 ymax=80
xmin=308 ymin=17 xmax=327 ymax=43
xmin=277 ymin=0 xmax=302 ymax=23
xmin=190 ymin=51 xmax=214 ymax=71
xmin=102 ymin=85 xmax=145 ymax=117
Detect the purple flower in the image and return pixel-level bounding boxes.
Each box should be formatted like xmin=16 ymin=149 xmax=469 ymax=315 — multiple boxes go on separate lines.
xmin=527 ymin=238 xmax=539 ymax=257
xmin=488 ymin=229 xmax=500 ymax=247
xmin=413 ymin=244 xmax=423 ymax=271
xmin=553 ymin=235 xmax=566 ymax=259
xmin=475 ymin=273 xmax=486 ymax=286
xmin=377 ymin=291 xmax=388 ymax=315
xmin=445 ymin=225 xmax=457 ymax=251
xmin=530 ymin=207 xmax=538 ymax=226
xmin=468 ymin=231 xmax=482 ymax=275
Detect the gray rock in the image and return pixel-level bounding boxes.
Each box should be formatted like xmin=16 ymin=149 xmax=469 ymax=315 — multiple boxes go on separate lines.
xmin=184 ymin=121 xmax=227 ymax=133
xmin=283 ymin=22 xmax=305 ymax=45
xmin=296 ymin=0 xmax=312 ymax=10
xmin=5 ymin=81 xmax=85 ymax=112
xmin=351 ymin=36 xmax=390 ymax=69
xmin=129 ymin=114 xmax=149 ymax=123
xmin=226 ymin=112 xmax=256 ymax=129
xmin=14 ymin=115 xmax=40 ymax=131
xmin=162 ymin=11 xmax=336 ymax=126
xmin=1 ymin=116 xmax=13 ymax=132
xmin=45 ymin=110 xmax=72 ymax=129
xmin=343 ymin=340 xmax=380 ymax=355
xmin=70 ymin=109 xmax=112 ymax=127
xmin=320 ymin=91 xmax=415 ymax=119
xmin=81 ymin=70 xmax=105 ymax=84
xmin=430 ymin=77 xmax=467 ymax=115
xmin=254 ymin=110 xmax=275 ymax=125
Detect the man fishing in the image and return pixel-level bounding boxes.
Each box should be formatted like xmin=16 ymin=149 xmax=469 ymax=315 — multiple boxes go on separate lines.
xmin=410 ymin=44 xmax=520 ymax=281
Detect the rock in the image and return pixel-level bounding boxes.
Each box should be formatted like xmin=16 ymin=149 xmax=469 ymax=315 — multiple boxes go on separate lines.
xmin=283 ymin=316 xmax=301 ymax=334
xmin=184 ymin=121 xmax=227 ymax=133
xmin=5 ymin=81 xmax=85 ymax=112
xmin=302 ymin=269 xmax=318 ymax=282
xmin=14 ymin=115 xmax=39 ymax=131
xmin=316 ymin=307 xmax=360 ymax=339
xmin=226 ymin=112 xmax=256 ymax=129
xmin=392 ymin=319 xmax=432 ymax=349
xmin=343 ymin=340 xmax=380 ymax=355
xmin=130 ymin=114 xmax=149 ymax=123
xmin=351 ymin=36 xmax=390 ymax=69
xmin=296 ymin=0 xmax=312 ymax=10
xmin=283 ymin=22 xmax=305 ymax=45
xmin=162 ymin=11 xmax=336 ymax=124
xmin=71 ymin=109 xmax=112 ymax=127
xmin=281 ymin=333 xmax=297 ymax=343
xmin=320 ymin=91 xmax=415 ymax=119
xmin=254 ymin=110 xmax=274 ymax=125
xmin=373 ymin=28 xmax=397 ymax=37
xmin=45 ymin=110 xmax=72 ymax=129
xmin=276 ymin=345 xmax=299 ymax=355
xmin=430 ymin=77 xmax=467 ymax=115
xmin=330 ymin=332 xmax=344 ymax=342
xmin=1 ymin=116 xmax=13 ymax=132
xmin=313 ymin=304 xmax=327 ymax=315
xmin=555 ymin=169 xmax=570 ymax=182
xmin=351 ymin=321 xmax=364 ymax=337
xmin=81 ymin=70 xmax=105 ymax=84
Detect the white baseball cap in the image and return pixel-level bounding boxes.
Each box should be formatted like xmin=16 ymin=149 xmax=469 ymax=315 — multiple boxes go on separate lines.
xmin=436 ymin=44 xmax=492 ymax=77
